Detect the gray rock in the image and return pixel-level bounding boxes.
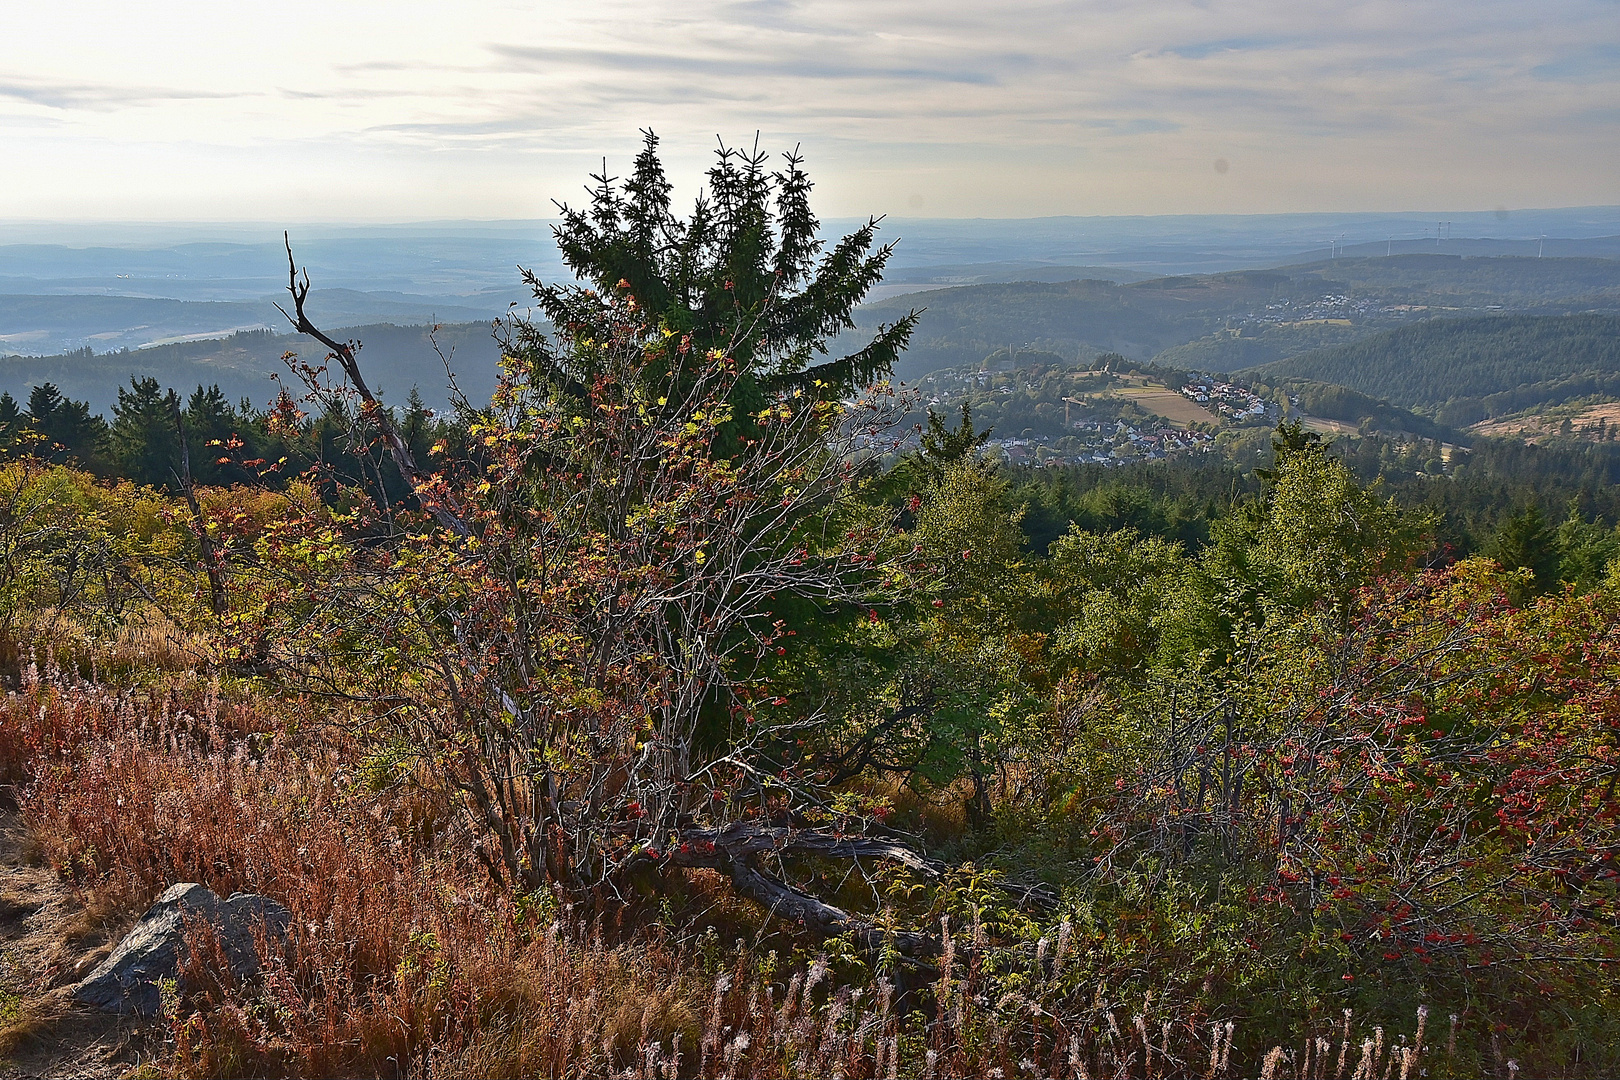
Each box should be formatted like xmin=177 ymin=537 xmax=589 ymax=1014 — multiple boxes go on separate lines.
xmin=72 ymin=882 xmax=291 ymax=1016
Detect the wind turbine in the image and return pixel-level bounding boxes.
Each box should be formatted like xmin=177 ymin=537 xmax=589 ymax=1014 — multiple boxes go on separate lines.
xmin=1539 ymin=234 xmax=1547 ymax=258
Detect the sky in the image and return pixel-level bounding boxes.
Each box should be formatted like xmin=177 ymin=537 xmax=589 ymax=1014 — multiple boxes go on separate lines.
xmin=2 ymin=0 xmax=1617 ymax=222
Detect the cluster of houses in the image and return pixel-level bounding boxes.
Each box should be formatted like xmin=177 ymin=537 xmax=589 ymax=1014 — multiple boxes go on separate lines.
xmin=1180 ymin=379 xmax=1278 ymax=422
xmin=899 ymin=360 xmax=1290 ymax=469
xmin=1231 ymin=292 xmax=1421 ymax=331
xmin=989 ymin=422 xmax=1215 ymax=468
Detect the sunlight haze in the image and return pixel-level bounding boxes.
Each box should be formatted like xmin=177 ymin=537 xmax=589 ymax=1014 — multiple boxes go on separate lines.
xmin=3 ymin=0 xmax=1617 ymax=220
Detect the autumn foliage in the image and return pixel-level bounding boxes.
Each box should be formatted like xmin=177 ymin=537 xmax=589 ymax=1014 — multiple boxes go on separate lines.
xmin=0 ymin=139 xmax=1617 ymax=1077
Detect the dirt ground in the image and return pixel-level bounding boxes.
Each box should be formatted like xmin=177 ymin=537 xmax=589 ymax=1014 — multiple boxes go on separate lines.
xmin=0 ymin=813 xmax=155 ymax=1079
xmin=1116 ymin=386 xmax=1218 ymax=426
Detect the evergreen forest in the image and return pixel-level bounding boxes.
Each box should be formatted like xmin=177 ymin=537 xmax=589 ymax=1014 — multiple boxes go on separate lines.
xmin=1254 ymin=314 xmax=1620 ymax=425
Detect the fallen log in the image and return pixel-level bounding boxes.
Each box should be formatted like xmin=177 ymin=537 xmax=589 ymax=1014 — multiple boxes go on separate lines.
xmin=667 ymin=822 xmax=941 ymax=956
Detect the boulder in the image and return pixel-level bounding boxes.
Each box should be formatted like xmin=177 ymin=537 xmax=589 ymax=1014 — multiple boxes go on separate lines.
xmin=72 ymin=882 xmax=291 ymax=1016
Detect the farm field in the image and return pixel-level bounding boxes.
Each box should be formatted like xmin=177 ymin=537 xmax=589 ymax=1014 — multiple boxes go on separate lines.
xmin=1111 ymin=377 xmax=1219 ymax=427
xmin=1299 ymin=415 xmax=1360 ymax=435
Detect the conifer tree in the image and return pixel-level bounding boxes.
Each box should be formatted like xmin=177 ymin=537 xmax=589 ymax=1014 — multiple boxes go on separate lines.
xmin=110 ymin=376 xmax=182 ymax=487
xmin=503 ymin=131 xmax=919 ymax=406
xmin=0 ymin=392 xmax=19 ymax=449
xmin=919 ymin=402 xmax=992 ymax=475
xmin=182 ymin=384 xmax=246 ymax=485
xmin=26 ymin=383 xmax=107 ymax=466
xmin=1489 ymin=504 xmax=1561 ymax=598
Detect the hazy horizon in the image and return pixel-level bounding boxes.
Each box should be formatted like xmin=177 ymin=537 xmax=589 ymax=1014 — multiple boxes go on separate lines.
xmin=4 ymin=203 xmax=1620 ymax=231
xmin=3 ymin=203 xmax=1618 ymax=359
xmin=4 ymin=1 xmax=1617 ymax=222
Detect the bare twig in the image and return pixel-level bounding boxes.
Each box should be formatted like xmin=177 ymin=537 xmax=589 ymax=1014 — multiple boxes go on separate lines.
xmin=275 ymin=233 xmax=472 ymax=539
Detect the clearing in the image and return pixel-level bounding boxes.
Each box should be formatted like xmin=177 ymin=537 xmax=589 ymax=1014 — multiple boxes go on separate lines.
xmin=1470 ymin=400 xmax=1620 ymax=443
xmin=1299 ymin=416 xmax=1360 ymax=436
xmin=1109 ymin=376 xmax=1219 ymax=427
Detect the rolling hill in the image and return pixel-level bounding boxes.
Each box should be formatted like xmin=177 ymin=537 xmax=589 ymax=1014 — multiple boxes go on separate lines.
xmin=1247 ymin=314 xmax=1620 ymax=426
xmin=0 ymin=322 xmax=504 ymax=414
xmin=0 ymin=291 xmax=506 ymax=356
xmin=857 ymin=255 xmax=1620 ymax=383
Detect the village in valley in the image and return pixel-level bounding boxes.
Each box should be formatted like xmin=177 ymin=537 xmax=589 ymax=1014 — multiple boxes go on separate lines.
xmin=913 ymin=350 xmax=1284 ymax=468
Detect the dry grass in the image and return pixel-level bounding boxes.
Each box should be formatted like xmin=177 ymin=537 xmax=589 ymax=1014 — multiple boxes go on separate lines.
xmin=0 ymin=804 xmax=149 ymax=1079
xmin=0 ymin=988 xmax=72 ymax=1060
xmin=1 ymin=610 xmax=207 ymax=694
xmin=6 ymin=665 xmax=706 ymax=1077
xmin=0 ymin=660 xmax=1530 ymax=1078
xmin=1471 ymin=400 xmax=1620 ymax=443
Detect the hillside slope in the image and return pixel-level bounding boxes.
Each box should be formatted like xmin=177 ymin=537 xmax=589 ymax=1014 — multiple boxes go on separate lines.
xmin=858 ymin=255 xmax=1620 ymax=382
xmin=0 ymin=292 xmax=505 ymax=355
xmin=1248 ymin=314 xmax=1620 ymax=425
xmin=0 ymin=322 xmax=503 ymax=414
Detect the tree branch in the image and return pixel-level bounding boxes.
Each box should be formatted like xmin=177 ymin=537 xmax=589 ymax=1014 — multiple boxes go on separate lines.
xmin=170 ymin=397 xmax=227 ymax=618
xmin=669 ymin=822 xmax=940 ymax=957
xmin=275 ymin=233 xmax=472 ymax=540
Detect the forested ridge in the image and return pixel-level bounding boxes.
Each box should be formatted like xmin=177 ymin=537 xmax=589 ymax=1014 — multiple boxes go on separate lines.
xmin=3 ymin=140 xmax=1620 ymax=1079
xmin=1271 ymin=253 xmax=1620 ymax=305
xmin=0 ymin=320 xmax=501 ymax=415
xmin=861 ymin=253 xmax=1620 ymax=381
xmin=1252 ymin=313 xmax=1620 ymax=424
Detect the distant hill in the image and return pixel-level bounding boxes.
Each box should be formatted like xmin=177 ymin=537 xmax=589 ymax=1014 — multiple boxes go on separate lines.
xmin=1264 ymin=378 xmax=1457 ymax=442
xmin=10 ymin=256 xmax=1620 ymax=422
xmin=0 ymin=322 xmax=504 ymax=414
xmin=1247 ymin=314 xmax=1620 ymax=426
xmin=0 ymin=292 xmax=504 ymax=355
xmin=1153 ymin=323 xmax=1370 ymax=373
xmin=858 ymin=255 xmax=1620 ymax=383
xmin=860 ymin=270 xmax=1335 ymax=380
xmin=1270 ymin=254 xmax=1620 ymax=305
xmin=862 ymin=262 xmax=1155 ymax=302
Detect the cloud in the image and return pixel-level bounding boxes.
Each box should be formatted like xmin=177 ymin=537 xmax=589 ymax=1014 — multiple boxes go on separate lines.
xmin=0 ymin=79 xmax=251 ymax=111
xmin=1087 ymin=118 xmax=1184 ymax=135
xmin=0 ymin=0 xmax=1616 ymax=217
xmin=1532 ymin=44 xmax=1620 ymax=81
xmin=487 ymin=43 xmax=1001 ymax=85
xmin=1162 ymin=37 xmax=1298 ymax=61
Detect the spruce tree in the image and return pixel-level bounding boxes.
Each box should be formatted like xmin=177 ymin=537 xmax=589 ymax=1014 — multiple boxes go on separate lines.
xmin=0 ymin=393 xmax=19 ymax=449
xmin=1489 ymin=505 xmax=1561 ymax=598
xmin=110 ymin=376 xmax=182 ymax=487
xmin=503 ymin=130 xmax=919 ymax=406
xmin=26 ymin=383 xmax=108 ymax=466
xmin=184 ymin=384 xmax=249 ymax=485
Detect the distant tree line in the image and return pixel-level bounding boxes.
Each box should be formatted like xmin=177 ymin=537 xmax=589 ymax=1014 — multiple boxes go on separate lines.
xmin=7 ymin=362 xmax=1620 ymax=603
xmin=0 ymin=377 xmax=452 ymax=504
